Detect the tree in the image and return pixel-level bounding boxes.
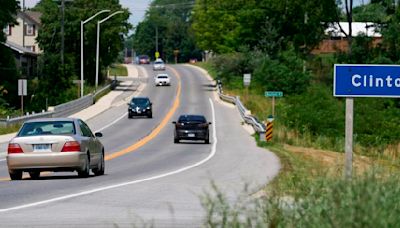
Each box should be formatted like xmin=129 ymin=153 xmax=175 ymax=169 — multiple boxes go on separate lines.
xmin=353 ymin=3 xmax=387 ymax=22
xmin=32 ymin=0 xmax=130 ymax=108
xmin=192 ymin=0 xmax=338 ymax=56
xmin=132 ymin=0 xmax=202 ymax=62
xmin=0 ymin=0 xmax=20 ymax=111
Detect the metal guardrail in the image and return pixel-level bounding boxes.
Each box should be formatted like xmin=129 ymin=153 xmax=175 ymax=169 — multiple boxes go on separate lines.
xmin=217 ymin=84 xmax=266 ymax=134
xmin=0 ymin=82 xmax=114 ymax=127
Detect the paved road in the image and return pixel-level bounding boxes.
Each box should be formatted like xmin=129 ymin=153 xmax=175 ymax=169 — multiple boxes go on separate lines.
xmin=0 ymin=64 xmax=280 ymax=227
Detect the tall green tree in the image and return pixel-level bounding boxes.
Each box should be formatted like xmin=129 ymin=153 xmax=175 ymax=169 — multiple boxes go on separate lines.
xmin=132 ymin=0 xmax=202 ymax=62
xmin=192 ymin=0 xmax=338 ymax=55
xmin=0 ymin=0 xmax=20 ymax=110
xmin=33 ymin=0 xmax=130 ymax=108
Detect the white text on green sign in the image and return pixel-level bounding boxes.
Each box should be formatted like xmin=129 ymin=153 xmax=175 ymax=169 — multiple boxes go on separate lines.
xmin=265 ymin=91 xmax=283 ymax=97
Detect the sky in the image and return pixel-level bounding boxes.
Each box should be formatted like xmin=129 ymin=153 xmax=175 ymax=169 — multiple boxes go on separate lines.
xmin=20 ymin=0 xmax=152 ymax=27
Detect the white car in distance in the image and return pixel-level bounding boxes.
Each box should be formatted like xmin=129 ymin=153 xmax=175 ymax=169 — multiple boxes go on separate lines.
xmin=153 ymin=58 xmax=165 ymax=71
xmin=154 ymin=73 xmax=171 ymax=86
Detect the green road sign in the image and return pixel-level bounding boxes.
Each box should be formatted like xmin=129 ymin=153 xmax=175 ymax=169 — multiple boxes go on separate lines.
xmin=265 ymin=91 xmax=283 ymax=97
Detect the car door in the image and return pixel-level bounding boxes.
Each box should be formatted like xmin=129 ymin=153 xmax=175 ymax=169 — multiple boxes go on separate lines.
xmin=78 ymin=120 xmax=98 ymax=164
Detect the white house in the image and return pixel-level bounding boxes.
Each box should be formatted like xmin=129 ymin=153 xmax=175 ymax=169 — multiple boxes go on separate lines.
xmin=4 ymin=10 xmax=42 ymax=53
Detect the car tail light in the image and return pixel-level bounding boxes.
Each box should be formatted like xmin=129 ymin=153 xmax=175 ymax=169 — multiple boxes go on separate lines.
xmin=8 ymin=143 xmax=23 ymax=154
xmin=61 ymin=141 xmax=81 ymax=152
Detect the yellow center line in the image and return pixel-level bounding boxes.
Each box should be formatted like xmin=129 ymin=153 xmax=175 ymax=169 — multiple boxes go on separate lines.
xmin=105 ymin=66 xmax=181 ymax=160
xmin=0 ymin=67 xmax=181 ymax=181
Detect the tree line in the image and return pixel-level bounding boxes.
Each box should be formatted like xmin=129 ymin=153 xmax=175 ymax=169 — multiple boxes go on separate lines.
xmin=0 ymin=0 xmax=130 ymax=116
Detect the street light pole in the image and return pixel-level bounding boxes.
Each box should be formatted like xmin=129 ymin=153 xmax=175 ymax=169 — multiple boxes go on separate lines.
xmin=95 ymin=11 xmax=124 ymax=90
xmin=80 ymin=10 xmax=110 ymax=97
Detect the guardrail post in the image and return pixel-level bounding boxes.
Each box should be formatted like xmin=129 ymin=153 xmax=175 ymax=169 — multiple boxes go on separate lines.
xmin=260 ymin=132 xmax=266 ymax=142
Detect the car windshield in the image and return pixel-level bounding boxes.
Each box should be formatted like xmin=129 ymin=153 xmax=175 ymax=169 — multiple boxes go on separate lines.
xmin=178 ymin=115 xmax=206 ymax=123
xmin=131 ymin=98 xmax=149 ymax=106
xmin=157 ymin=75 xmax=168 ymax=79
xmin=18 ymin=121 xmax=76 ymax=136
xmin=155 ymin=61 xmax=163 ymax=64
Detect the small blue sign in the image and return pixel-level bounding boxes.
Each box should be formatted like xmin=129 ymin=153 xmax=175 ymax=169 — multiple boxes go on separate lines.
xmin=334 ymin=64 xmax=400 ymax=98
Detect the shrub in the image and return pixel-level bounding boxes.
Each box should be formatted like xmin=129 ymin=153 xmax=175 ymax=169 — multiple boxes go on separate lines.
xmin=253 ymin=48 xmax=311 ymax=95
xmin=281 ymin=84 xmax=345 ymax=139
xmin=202 ymin=172 xmax=400 ymax=227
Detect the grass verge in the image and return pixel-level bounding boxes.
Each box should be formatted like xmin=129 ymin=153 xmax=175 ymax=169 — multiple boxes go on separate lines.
xmin=0 ymin=124 xmax=20 ymax=135
xmin=109 ymin=64 xmax=128 ymax=76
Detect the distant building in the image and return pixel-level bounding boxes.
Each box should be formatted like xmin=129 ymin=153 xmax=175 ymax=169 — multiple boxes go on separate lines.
xmin=312 ymin=22 xmax=382 ymax=54
xmin=2 ymin=10 xmax=42 ymax=78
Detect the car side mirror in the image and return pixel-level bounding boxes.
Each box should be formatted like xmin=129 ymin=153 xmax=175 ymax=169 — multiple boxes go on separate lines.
xmin=209 ymin=122 xmax=212 ymax=125
xmin=95 ymin=132 xmax=103 ymax=137
xmin=172 ymin=121 xmax=177 ymax=124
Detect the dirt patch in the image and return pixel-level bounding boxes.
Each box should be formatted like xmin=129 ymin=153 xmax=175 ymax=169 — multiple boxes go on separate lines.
xmin=283 ymin=144 xmax=373 ymax=175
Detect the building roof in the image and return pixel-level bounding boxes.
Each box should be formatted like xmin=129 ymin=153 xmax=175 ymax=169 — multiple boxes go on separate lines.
xmin=18 ymin=10 xmax=42 ymax=26
xmin=25 ymin=11 xmax=42 ymax=25
xmin=326 ymin=22 xmax=381 ymax=38
xmin=2 ymin=40 xmax=38 ymax=56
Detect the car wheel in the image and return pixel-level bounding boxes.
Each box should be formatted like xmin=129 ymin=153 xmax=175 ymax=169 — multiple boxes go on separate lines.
xmin=205 ymin=138 xmax=210 ymax=144
xmin=93 ymin=152 xmax=105 ymax=176
xmin=148 ymin=113 xmax=152 ymax=118
xmin=174 ymin=137 xmax=179 ymax=143
xmin=29 ymin=171 xmax=40 ymax=179
xmin=128 ymin=114 xmax=132 ymax=119
xmin=9 ymin=170 xmax=23 ymax=180
xmin=78 ymin=154 xmax=90 ymax=178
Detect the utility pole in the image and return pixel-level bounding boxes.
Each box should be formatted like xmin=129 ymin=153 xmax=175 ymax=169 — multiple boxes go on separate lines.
xmin=61 ymin=0 xmax=65 ymax=71
xmin=155 ymin=26 xmax=159 ymax=53
xmin=22 ymin=0 xmax=25 ymax=48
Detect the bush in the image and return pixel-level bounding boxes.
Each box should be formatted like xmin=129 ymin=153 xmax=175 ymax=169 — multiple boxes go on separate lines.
xmin=202 ymin=172 xmax=400 ymax=227
xmin=354 ymin=98 xmax=400 ymax=147
xmin=281 ymin=84 xmax=345 ymax=139
xmin=253 ymin=48 xmax=310 ymax=95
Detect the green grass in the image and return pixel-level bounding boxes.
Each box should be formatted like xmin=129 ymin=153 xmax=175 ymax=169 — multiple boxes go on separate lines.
xmin=202 ymin=170 xmax=400 ymax=227
xmin=108 ymin=64 xmax=128 ymax=76
xmin=195 ymin=62 xmax=218 ymax=78
xmin=0 ymin=124 xmax=21 ymax=134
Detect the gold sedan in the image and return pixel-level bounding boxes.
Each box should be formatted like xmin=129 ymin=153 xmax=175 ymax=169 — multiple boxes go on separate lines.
xmin=7 ymin=118 xmax=105 ymax=180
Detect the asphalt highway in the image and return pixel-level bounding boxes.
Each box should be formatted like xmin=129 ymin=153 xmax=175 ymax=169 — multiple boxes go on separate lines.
xmin=0 ymin=64 xmax=280 ymax=227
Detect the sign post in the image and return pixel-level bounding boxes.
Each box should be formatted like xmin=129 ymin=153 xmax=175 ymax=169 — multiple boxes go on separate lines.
xmin=18 ymin=79 xmax=27 ymax=115
xmin=265 ymin=91 xmax=283 ymax=117
xmin=243 ymin=73 xmax=251 ymax=101
xmin=334 ymin=64 xmax=400 ymax=179
xmin=243 ymin=73 xmax=251 ymax=86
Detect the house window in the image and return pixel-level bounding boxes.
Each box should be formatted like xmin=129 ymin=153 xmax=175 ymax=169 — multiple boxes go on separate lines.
xmin=25 ymin=24 xmax=35 ymax=36
xmin=25 ymin=46 xmax=36 ymax=52
xmin=3 ymin=25 xmax=11 ymax=35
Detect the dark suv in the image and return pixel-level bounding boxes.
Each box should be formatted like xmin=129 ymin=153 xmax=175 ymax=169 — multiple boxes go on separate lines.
xmin=172 ymin=115 xmax=211 ymax=144
xmin=128 ymin=97 xmax=152 ymax=118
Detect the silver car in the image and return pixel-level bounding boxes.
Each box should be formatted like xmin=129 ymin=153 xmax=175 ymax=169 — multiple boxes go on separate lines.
xmin=153 ymin=58 xmax=165 ymax=71
xmin=7 ymin=118 xmax=105 ymax=180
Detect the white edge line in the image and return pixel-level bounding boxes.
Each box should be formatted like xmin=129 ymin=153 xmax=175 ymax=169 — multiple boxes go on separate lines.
xmin=95 ymin=112 xmax=128 ymax=132
xmin=0 ymin=98 xmax=217 ymax=213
